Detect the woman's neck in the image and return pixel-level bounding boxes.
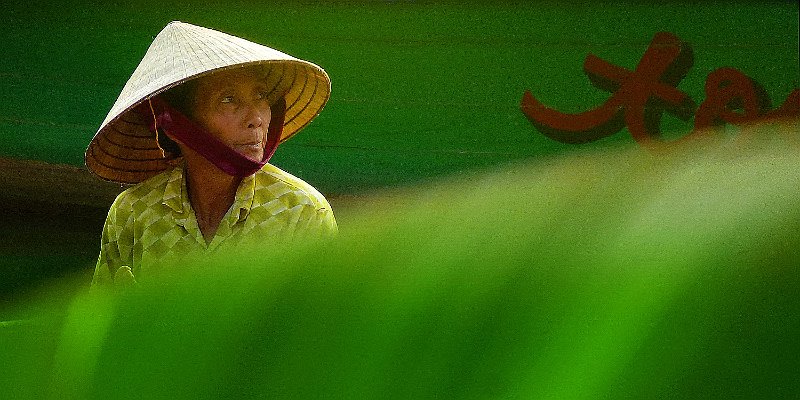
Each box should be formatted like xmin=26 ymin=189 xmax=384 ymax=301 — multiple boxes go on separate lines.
xmin=183 ymin=154 xmax=242 ymax=243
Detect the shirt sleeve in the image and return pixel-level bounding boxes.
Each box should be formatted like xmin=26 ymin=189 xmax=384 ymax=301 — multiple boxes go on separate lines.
xmin=287 ymin=199 xmax=338 ymax=242
xmin=91 ymin=193 xmax=134 ymax=288
xmin=319 ymin=206 xmax=338 ymax=237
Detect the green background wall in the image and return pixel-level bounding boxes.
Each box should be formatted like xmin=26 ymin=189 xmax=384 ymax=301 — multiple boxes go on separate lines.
xmin=2 ymin=1 xmax=797 ymax=195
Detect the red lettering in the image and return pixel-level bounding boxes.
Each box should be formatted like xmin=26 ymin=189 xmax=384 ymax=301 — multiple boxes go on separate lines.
xmin=521 ymin=32 xmax=694 ymax=146
xmin=694 ymin=67 xmax=768 ymax=130
xmin=522 ymin=32 xmax=799 ymax=148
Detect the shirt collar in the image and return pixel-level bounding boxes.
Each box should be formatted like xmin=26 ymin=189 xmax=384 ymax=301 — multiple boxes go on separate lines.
xmin=234 ymin=172 xmax=257 ymax=222
xmin=162 ymin=165 xmax=186 ymax=214
xmin=161 ymin=164 xmax=258 ymax=223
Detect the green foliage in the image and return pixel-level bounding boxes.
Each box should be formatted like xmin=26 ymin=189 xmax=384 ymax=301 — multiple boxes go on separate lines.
xmin=3 ymin=134 xmax=799 ymax=399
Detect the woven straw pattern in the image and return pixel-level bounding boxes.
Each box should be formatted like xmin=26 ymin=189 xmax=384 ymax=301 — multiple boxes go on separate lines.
xmin=86 ymin=21 xmax=331 ymax=184
xmin=91 ymin=163 xmax=337 ymax=286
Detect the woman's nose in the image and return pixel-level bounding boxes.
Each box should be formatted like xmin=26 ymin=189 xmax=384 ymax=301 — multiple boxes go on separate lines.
xmin=246 ymin=104 xmax=270 ymax=129
xmin=247 ymin=114 xmax=262 ymax=129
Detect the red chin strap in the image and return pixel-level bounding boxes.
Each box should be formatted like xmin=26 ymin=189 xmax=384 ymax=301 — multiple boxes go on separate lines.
xmin=137 ymin=97 xmax=285 ymax=178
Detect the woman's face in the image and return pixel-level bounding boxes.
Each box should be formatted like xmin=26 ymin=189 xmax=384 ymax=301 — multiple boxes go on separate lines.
xmin=191 ymin=67 xmax=273 ymax=161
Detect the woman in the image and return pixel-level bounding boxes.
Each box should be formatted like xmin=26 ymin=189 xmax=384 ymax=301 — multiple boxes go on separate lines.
xmin=86 ymin=21 xmax=336 ymax=287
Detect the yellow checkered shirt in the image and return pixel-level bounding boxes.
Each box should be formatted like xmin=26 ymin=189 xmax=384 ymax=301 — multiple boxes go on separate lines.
xmin=92 ymin=163 xmax=337 ymax=286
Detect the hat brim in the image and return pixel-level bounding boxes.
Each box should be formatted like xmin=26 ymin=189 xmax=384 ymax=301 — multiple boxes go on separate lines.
xmin=85 ymin=21 xmax=330 ymax=184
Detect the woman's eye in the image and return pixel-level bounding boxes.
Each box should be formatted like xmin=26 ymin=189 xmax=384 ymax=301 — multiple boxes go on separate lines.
xmin=257 ymin=91 xmax=269 ymax=100
xmin=221 ymin=96 xmax=234 ymax=103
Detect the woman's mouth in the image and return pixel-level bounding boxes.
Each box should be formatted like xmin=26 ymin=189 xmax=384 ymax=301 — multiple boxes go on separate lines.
xmin=236 ymin=140 xmax=262 ymax=149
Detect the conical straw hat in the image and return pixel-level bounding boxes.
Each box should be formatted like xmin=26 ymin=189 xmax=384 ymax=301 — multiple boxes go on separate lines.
xmin=86 ymin=21 xmax=331 ymax=184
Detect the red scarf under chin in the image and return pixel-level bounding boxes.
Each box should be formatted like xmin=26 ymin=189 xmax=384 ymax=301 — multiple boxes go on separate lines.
xmin=137 ymin=97 xmax=285 ymax=177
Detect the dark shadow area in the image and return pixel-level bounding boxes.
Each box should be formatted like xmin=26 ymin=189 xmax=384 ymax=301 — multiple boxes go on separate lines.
xmin=0 ymin=197 xmax=104 ymax=308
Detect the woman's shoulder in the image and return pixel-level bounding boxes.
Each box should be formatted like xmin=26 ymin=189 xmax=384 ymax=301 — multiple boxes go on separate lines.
xmin=111 ymin=167 xmax=177 ymax=209
xmin=257 ymin=164 xmax=331 ymax=210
